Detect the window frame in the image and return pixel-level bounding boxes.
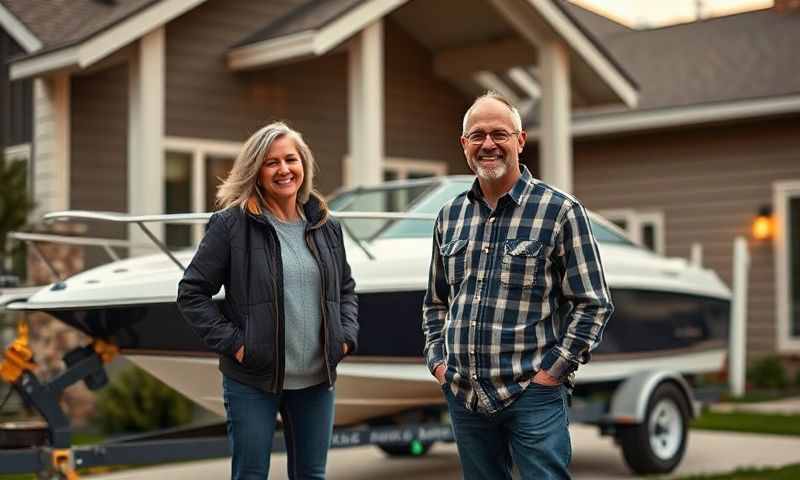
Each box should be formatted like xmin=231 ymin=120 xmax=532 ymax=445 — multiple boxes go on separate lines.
xmin=383 ymin=157 xmax=447 ymax=180
xmin=599 ymin=208 xmax=665 ymax=255
xmin=163 ymin=137 xmax=241 ymax=244
xmin=775 ymin=180 xmax=800 ymax=352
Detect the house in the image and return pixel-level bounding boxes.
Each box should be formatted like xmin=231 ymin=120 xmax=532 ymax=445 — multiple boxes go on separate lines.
xmin=547 ymin=1 xmax=800 ymax=366
xmin=0 ymin=0 xmax=634 ymax=242
xmin=3 ymin=0 xmax=797 ymax=369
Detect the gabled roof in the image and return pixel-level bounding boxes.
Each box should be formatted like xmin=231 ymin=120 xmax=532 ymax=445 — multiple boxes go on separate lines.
xmin=229 ymin=0 xmax=638 ymax=108
xmin=526 ymin=3 xmax=800 ymax=135
xmin=6 ymin=0 xmax=206 ymax=80
xmin=560 ymin=1 xmax=630 ymax=39
xmin=0 ymin=0 xmax=42 ymax=52
xmin=599 ymin=8 xmax=800 ymax=110
xmin=5 ymin=0 xmax=637 ymax=108
xmin=0 ymin=0 xmax=158 ymax=54
xmin=234 ymin=0 xmax=364 ymax=48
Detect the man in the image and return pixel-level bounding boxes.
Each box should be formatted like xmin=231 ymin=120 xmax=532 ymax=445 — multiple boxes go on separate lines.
xmin=422 ymin=92 xmax=613 ymax=479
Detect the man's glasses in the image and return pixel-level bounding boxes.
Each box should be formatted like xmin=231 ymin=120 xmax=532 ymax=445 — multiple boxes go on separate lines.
xmin=464 ymin=130 xmax=520 ymax=145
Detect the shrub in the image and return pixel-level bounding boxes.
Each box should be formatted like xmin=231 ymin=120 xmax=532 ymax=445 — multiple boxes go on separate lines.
xmin=95 ymin=367 xmax=194 ymax=434
xmin=746 ymin=356 xmax=789 ymax=390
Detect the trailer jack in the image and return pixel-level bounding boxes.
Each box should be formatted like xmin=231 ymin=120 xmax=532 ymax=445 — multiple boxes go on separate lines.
xmin=0 ymin=322 xmax=120 ymax=478
xmin=2 ymin=324 xmax=455 ymax=478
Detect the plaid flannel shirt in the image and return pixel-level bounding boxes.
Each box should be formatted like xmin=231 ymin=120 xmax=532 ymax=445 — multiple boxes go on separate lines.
xmin=422 ymin=166 xmax=613 ymax=414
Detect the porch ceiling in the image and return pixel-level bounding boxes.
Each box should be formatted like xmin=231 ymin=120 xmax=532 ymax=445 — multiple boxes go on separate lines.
xmin=388 ymin=0 xmax=628 ymax=111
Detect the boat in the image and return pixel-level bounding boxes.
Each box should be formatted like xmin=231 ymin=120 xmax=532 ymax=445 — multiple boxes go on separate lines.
xmin=1 ymin=176 xmax=730 ymax=426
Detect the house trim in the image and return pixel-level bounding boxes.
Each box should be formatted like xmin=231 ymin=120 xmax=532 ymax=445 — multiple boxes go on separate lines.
xmin=528 ymin=0 xmax=638 ymax=109
xmin=527 ymin=94 xmax=800 ymax=139
xmin=164 ymin=136 xmax=241 ymax=242
xmin=128 ymin=28 xmax=165 ymax=250
xmin=600 ymin=208 xmax=665 ymax=255
xmin=228 ymin=0 xmax=406 ymax=70
xmin=0 ymin=3 xmax=42 ymax=52
xmin=9 ymin=0 xmax=207 ymax=80
xmin=774 ymin=180 xmax=800 ymax=353
xmin=227 ymin=31 xmax=316 ymax=70
xmin=384 ymin=157 xmax=448 ymax=179
xmin=4 ymin=143 xmax=31 ymax=162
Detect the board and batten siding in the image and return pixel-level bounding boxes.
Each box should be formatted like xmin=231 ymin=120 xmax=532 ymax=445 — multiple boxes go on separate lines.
xmin=383 ymin=19 xmax=469 ymax=174
xmin=164 ymin=0 xmax=350 ymax=193
xmin=69 ymin=64 xmax=129 ymax=267
xmin=165 ymin=0 xmax=471 ymax=193
xmin=572 ymin=117 xmax=800 ymax=360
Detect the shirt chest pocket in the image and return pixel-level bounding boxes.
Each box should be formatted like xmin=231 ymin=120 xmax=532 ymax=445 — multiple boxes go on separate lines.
xmin=500 ymin=239 xmax=546 ymax=289
xmin=440 ymin=239 xmax=468 ymax=286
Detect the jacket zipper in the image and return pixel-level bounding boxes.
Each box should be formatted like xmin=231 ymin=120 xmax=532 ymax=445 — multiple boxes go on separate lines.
xmin=262 ymin=222 xmax=283 ymax=394
xmin=306 ymin=229 xmax=333 ymax=387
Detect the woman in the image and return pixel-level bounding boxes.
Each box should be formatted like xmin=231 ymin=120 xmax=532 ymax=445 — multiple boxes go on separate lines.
xmin=177 ymin=122 xmax=358 ymax=480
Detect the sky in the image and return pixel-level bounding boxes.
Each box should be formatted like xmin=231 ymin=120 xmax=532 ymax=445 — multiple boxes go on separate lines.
xmin=569 ymin=0 xmax=774 ymax=28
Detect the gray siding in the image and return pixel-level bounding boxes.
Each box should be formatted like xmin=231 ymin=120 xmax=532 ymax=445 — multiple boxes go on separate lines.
xmin=384 ymin=20 xmax=469 ymax=174
xmin=70 ymin=64 xmax=128 ymax=261
xmin=165 ymin=1 xmax=473 ymax=192
xmin=164 ymin=0 xmax=303 ymax=141
xmin=572 ymin=118 xmax=800 ymax=360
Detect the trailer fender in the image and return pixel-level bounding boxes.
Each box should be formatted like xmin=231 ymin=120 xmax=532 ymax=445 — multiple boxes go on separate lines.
xmin=607 ymin=370 xmax=697 ymax=424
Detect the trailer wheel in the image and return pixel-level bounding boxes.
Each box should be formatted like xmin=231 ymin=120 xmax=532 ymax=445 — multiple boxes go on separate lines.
xmin=618 ymin=382 xmax=689 ymax=475
xmin=378 ymin=440 xmax=433 ymax=457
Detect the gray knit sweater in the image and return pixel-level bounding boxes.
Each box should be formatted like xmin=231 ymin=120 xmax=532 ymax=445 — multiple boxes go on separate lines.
xmin=265 ymin=211 xmax=327 ymax=390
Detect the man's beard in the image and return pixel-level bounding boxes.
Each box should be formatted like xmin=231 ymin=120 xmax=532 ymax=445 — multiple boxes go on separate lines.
xmin=469 ymin=155 xmax=507 ymax=180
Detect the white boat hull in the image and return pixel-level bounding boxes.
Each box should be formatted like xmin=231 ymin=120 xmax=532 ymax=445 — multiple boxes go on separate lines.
xmin=127 ymin=348 xmax=726 ymax=426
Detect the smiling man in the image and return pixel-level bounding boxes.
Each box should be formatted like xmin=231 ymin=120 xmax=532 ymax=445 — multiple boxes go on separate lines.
xmin=422 ymin=92 xmax=614 ymax=479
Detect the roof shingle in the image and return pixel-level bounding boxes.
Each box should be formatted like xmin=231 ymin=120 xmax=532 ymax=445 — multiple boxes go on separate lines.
xmin=1 ymin=0 xmax=160 ymax=56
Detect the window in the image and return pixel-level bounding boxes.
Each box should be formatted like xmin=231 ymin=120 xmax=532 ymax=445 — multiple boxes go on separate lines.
xmin=163 ymin=138 xmax=239 ymax=248
xmin=775 ymin=181 xmax=800 ymax=352
xmin=383 ymin=158 xmax=447 ymax=181
xmin=600 ymin=209 xmax=665 ymax=254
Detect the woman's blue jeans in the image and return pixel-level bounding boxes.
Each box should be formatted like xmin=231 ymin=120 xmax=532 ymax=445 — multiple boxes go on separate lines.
xmin=222 ymin=376 xmax=335 ymax=480
xmin=444 ymin=383 xmax=572 ymax=480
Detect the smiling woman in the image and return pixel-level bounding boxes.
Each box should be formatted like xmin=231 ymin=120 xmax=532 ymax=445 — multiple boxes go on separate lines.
xmin=177 ymin=121 xmax=359 ymax=480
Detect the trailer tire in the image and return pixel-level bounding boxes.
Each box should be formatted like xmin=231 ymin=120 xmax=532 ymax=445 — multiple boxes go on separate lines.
xmin=618 ymin=382 xmax=689 ymax=475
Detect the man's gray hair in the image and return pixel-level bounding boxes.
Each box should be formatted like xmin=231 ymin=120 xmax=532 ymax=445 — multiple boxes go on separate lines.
xmin=461 ymin=91 xmax=523 ymax=135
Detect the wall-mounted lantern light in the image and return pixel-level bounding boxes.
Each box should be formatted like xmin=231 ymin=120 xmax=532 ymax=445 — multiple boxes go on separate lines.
xmin=752 ymin=205 xmax=774 ymax=241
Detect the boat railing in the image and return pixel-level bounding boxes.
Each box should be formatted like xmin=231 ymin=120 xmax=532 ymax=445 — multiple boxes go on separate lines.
xmin=329 ymin=211 xmax=436 ymax=260
xmin=28 ymin=210 xmax=435 ymax=272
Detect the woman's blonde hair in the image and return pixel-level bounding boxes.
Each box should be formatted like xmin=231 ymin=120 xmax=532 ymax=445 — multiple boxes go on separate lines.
xmin=216 ymin=122 xmax=325 ymax=215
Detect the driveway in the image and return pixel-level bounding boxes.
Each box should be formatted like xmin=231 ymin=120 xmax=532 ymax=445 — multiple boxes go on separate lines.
xmin=89 ymin=424 xmax=800 ymax=479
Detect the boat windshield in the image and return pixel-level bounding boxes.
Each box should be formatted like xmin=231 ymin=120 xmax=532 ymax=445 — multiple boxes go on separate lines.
xmin=328 ymin=179 xmax=638 ymax=248
xmin=328 ymin=180 xmax=471 ymax=241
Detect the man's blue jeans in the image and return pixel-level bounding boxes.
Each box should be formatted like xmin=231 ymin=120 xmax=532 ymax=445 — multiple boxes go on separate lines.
xmin=222 ymin=376 xmax=335 ymax=480
xmin=444 ymin=383 xmax=572 ymax=480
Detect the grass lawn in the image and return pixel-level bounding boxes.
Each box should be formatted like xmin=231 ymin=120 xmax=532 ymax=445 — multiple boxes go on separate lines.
xmin=720 ymin=390 xmax=800 ymax=404
xmin=674 ymin=464 xmax=800 ymax=479
xmin=691 ymin=411 xmax=800 ymax=436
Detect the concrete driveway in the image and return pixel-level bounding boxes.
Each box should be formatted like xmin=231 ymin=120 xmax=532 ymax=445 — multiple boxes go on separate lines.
xmin=89 ymin=424 xmax=800 ymax=479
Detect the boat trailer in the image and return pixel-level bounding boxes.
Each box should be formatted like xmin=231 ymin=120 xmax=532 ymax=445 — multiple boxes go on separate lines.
xmin=0 ymin=323 xmax=453 ymax=479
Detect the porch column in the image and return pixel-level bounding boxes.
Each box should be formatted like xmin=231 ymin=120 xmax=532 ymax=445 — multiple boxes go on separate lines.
xmin=128 ymin=27 xmax=165 ymax=250
xmin=31 ymin=73 xmax=70 ymax=219
xmin=538 ymin=41 xmax=572 ymax=193
xmin=346 ymin=20 xmax=384 ymax=188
